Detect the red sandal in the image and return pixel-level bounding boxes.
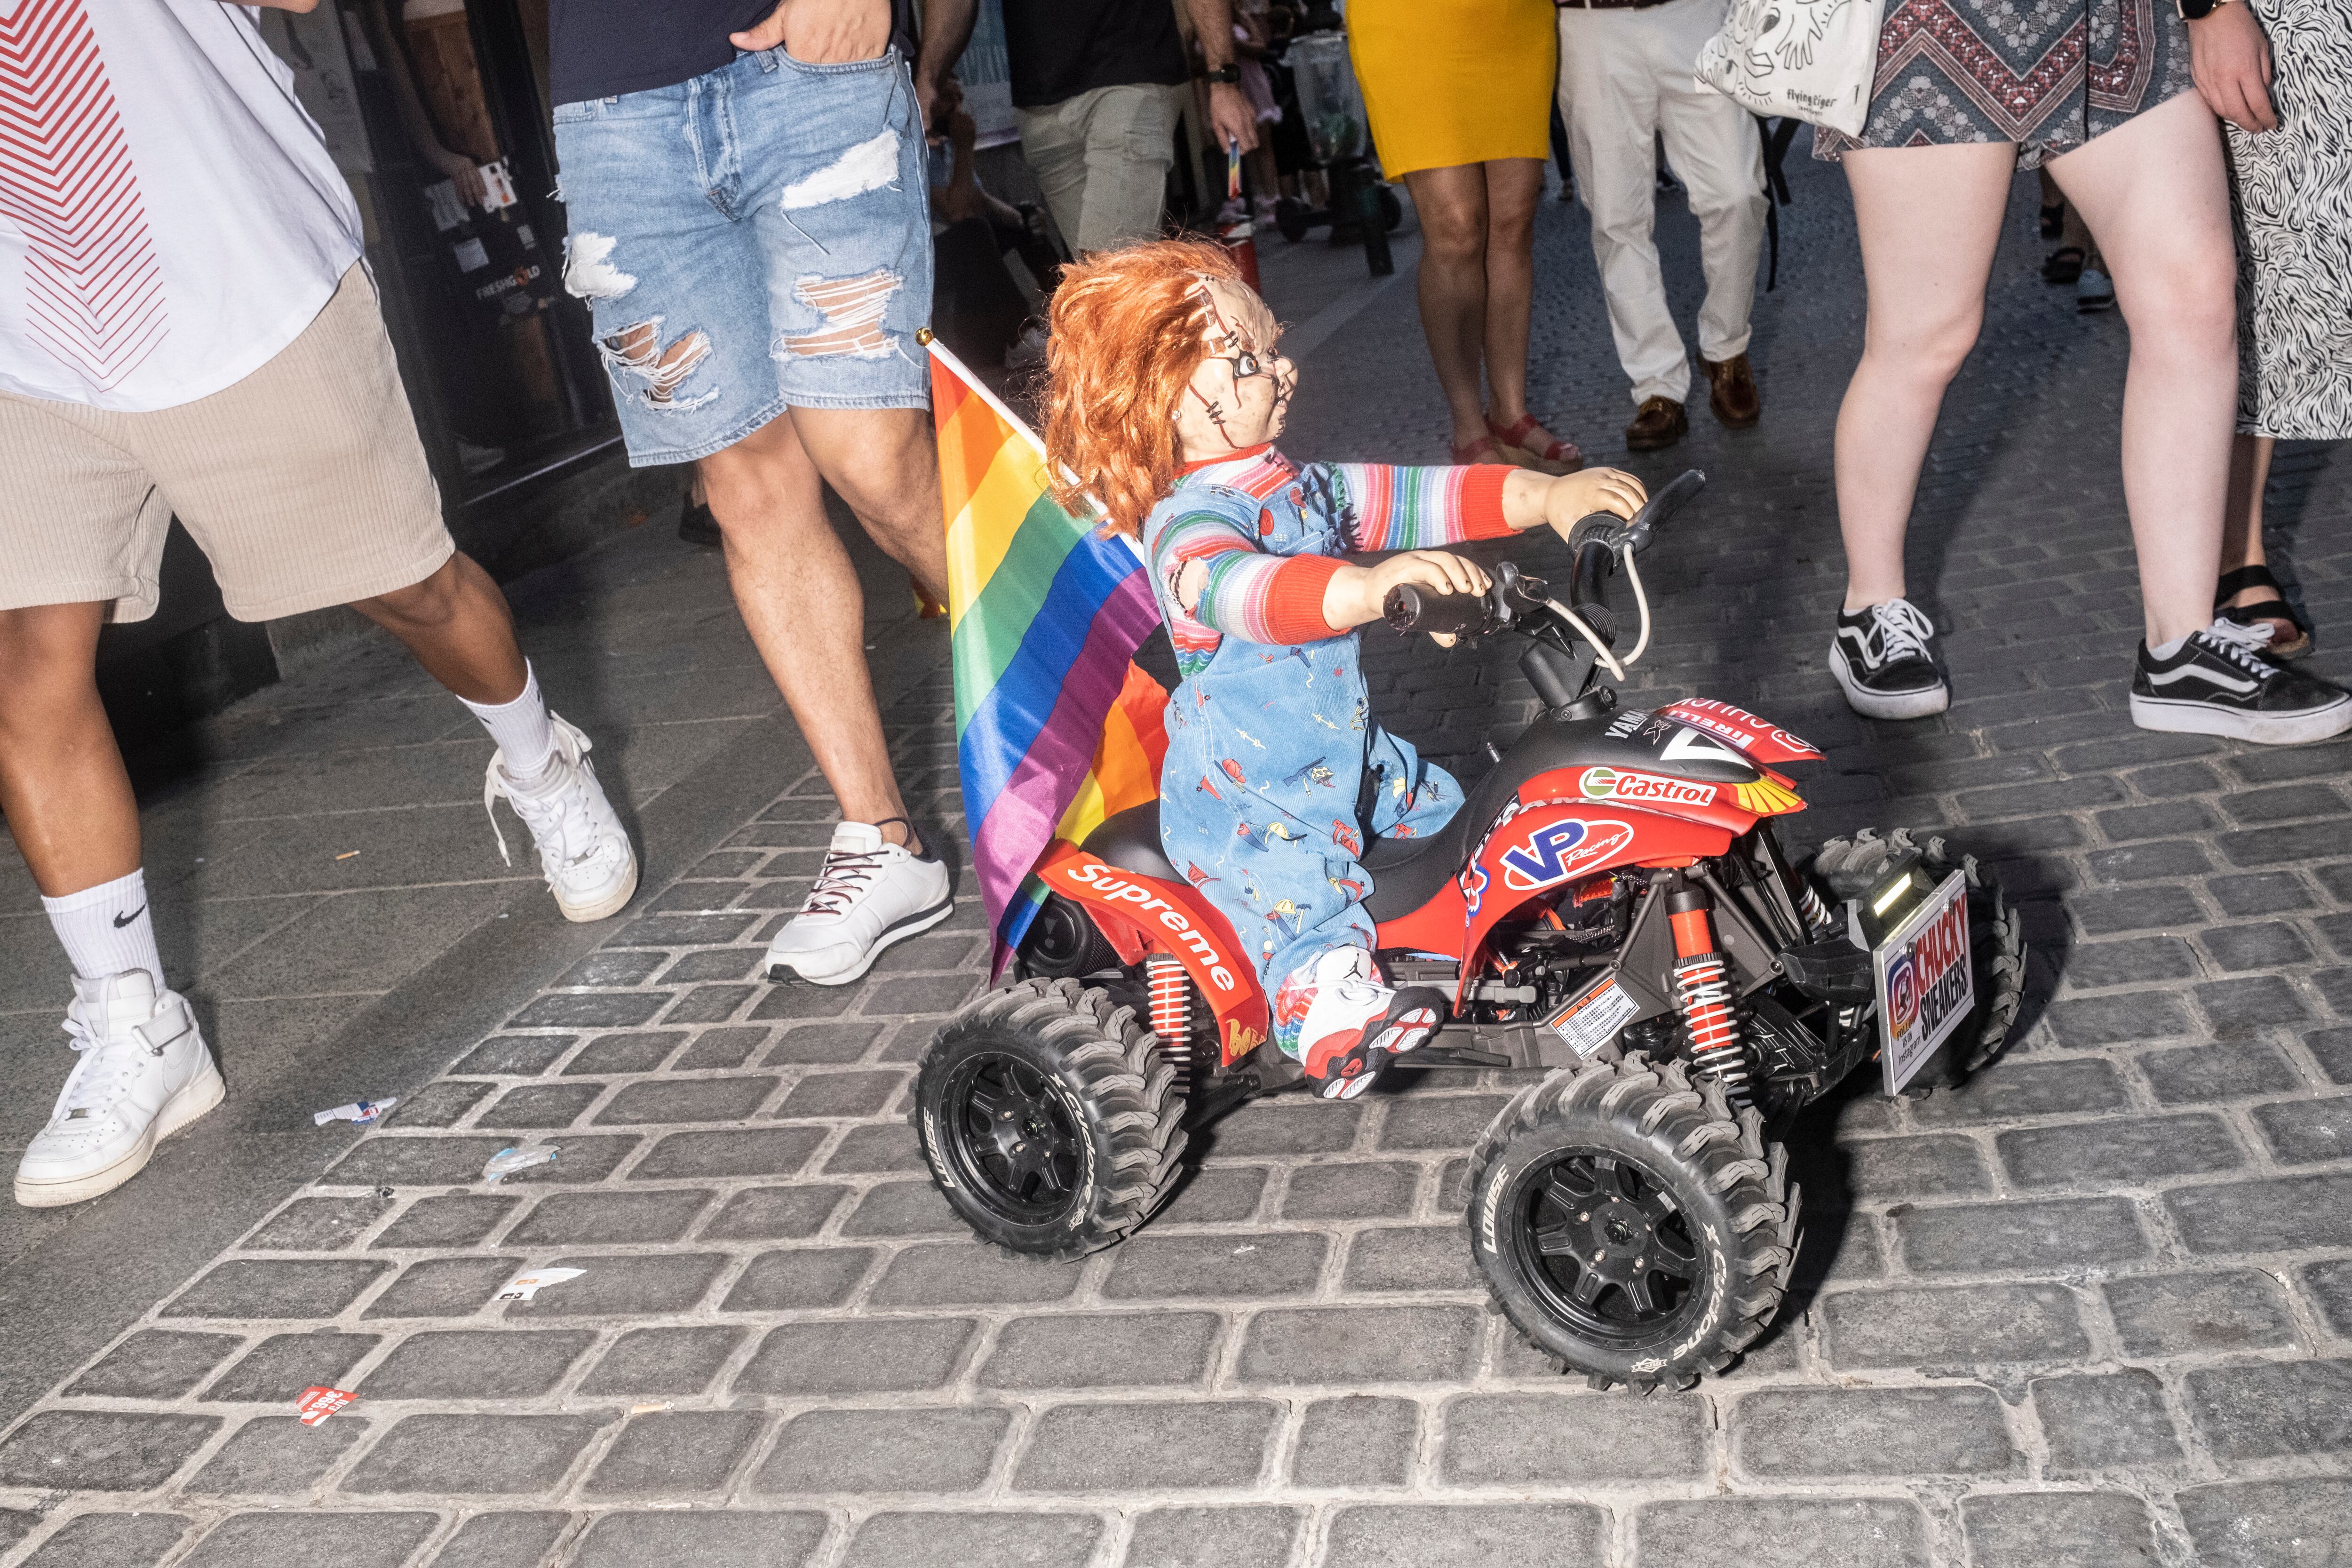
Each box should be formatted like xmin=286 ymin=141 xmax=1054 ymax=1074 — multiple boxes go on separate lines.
xmin=1486 ymin=412 xmax=1584 ymax=475
xmin=1451 ymin=435 xmax=1509 ymax=465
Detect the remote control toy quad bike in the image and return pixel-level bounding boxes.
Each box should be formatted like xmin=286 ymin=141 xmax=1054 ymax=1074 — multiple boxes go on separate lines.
xmin=914 ymin=470 xmax=2024 ymax=1390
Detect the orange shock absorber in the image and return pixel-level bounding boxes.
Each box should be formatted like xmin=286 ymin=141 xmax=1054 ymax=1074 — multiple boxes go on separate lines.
xmin=1666 ymin=884 xmax=1753 ymax=1108
xmin=1146 ymin=955 xmax=1193 ymax=1091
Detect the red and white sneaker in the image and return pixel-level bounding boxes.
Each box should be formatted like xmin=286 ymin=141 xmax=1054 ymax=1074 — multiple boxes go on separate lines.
xmin=1294 ymin=948 xmax=1446 ymax=1101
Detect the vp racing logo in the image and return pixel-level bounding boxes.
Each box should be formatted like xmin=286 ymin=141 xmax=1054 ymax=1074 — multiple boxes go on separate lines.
xmin=1499 ymin=818 xmax=1636 ymax=891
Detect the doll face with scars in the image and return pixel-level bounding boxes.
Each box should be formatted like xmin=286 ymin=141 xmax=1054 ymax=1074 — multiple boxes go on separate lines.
xmin=1171 ymin=277 xmax=1297 ymax=463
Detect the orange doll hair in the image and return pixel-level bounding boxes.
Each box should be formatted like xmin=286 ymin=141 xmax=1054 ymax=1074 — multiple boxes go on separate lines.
xmin=1041 ymin=238 xmax=1244 ymax=538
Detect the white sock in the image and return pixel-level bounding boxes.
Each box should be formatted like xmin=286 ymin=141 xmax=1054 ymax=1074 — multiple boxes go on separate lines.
xmin=2148 ymin=634 xmax=2190 ymax=660
xmin=462 ymin=661 xmax=557 ymax=783
xmin=42 ymin=869 xmax=164 ymax=990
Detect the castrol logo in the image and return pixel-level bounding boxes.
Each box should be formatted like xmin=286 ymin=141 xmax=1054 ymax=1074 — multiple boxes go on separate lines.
xmin=1580 ymin=766 xmax=1715 ymax=807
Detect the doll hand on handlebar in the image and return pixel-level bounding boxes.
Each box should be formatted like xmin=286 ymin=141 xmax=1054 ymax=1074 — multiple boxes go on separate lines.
xmin=1326 ymin=550 xmax=1492 ymax=630
xmin=1539 ymin=468 xmax=1647 ymax=540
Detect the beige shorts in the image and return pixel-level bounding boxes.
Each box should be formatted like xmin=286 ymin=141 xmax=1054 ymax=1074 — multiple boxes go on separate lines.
xmin=0 ymin=263 xmax=453 ymax=624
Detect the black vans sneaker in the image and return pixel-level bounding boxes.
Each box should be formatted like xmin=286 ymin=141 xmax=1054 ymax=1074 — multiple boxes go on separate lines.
xmin=2131 ymin=621 xmax=2352 ymax=745
xmin=1831 ymin=598 xmax=1950 ymax=719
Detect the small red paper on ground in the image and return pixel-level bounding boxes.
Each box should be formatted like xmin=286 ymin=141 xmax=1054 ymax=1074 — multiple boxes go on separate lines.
xmin=296 ymin=1386 xmax=355 ymax=1426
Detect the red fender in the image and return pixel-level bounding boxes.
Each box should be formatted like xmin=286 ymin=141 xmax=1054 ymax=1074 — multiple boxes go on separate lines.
xmin=1656 ymin=699 xmax=1824 ymax=766
xmin=1033 ymin=842 xmax=1271 ymax=1066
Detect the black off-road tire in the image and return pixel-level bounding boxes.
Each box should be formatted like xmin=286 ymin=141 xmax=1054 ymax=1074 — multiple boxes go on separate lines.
xmin=1810 ymin=827 xmax=2026 ymax=1082
xmin=1467 ymin=1053 xmax=1799 ymax=1392
xmin=914 ymin=978 xmax=1187 ymax=1261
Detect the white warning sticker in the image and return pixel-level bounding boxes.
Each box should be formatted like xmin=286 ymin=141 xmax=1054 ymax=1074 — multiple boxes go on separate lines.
xmin=1548 ymin=974 xmax=1639 ymax=1059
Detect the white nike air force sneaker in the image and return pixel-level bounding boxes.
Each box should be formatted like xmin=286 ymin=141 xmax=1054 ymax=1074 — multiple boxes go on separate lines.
xmin=765 ymin=820 xmax=953 ymax=986
xmin=15 ymin=970 xmax=226 ymax=1208
xmin=484 ymin=713 xmax=640 ymax=922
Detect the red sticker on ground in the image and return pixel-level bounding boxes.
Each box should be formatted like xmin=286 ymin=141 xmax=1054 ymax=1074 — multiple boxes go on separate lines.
xmin=296 ymin=1386 xmax=356 ymax=1427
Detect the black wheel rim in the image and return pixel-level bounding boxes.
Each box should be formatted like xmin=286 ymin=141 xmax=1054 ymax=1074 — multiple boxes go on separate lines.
xmin=1509 ymin=1146 xmax=1705 ymax=1346
xmin=943 ymin=1051 xmax=1085 ymax=1224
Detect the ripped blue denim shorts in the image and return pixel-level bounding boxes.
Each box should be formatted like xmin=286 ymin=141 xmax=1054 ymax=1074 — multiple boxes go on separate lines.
xmin=553 ymin=47 xmax=932 ymax=464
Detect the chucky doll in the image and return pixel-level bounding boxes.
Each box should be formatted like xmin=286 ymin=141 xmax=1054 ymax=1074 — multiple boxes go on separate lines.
xmin=1041 ymin=240 xmax=1646 ymax=1099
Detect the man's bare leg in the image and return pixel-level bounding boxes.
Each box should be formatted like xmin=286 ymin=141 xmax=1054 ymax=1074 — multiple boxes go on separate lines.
xmin=351 ymin=553 xmax=530 ymax=705
xmin=0 ymin=602 xmax=136 ymax=898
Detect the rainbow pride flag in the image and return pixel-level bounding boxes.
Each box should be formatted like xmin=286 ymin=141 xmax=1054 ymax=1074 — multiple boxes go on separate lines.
xmin=930 ymin=339 xmax=1168 ymax=974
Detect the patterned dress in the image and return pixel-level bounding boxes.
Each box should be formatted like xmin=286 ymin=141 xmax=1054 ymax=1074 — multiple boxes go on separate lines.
xmin=1813 ymin=0 xmax=2194 ymax=167
xmin=1143 ymin=446 xmax=1513 ymax=1059
xmin=2228 ymin=0 xmax=2352 ymax=439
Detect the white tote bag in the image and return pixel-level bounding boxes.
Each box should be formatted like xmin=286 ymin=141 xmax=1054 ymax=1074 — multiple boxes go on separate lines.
xmin=1694 ymin=0 xmax=1887 ymax=137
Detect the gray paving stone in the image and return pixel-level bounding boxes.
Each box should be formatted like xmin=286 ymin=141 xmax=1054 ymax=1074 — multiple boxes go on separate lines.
xmin=979 ymin=1311 xmax=1223 ymax=1390
xmin=2184 ymin=1358 xmax=2352 ymax=1460
xmin=1322 ymin=1503 xmax=1605 ymax=1568
xmin=1840 ymin=1135 xmax=1994 ymax=1196
xmin=1279 ymin=1160 xmax=1421 ymax=1219
xmin=1820 ymin=1282 xmax=2090 ymax=1368
xmin=702 ymin=1182 xmax=850 ymax=1240
xmin=183 ymin=1415 xmax=366 ymax=1495
xmin=569 ymin=1511 xmax=828 ymax=1568
xmin=361 ymin=1329 xmax=596 ymax=1400
xmin=1293 ymin=1396 xmax=1417 ymax=1487
xmin=341 ymin=1413 xmax=601 ymax=1495
xmin=2176 ymin=1479 xmax=2352 ymax=1568
xmin=2101 ymin=1269 xmax=2298 ymax=1357
xmin=577 ymin=1325 xmax=746 ymax=1397
xmin=719 ymin=1245 xmax=875 ymax=1310
xmin=561 ymin=949 xmax=669 ymax=987
xmin=775 ymin=1069 xmax=904 ymax=1118
xmin=1891 ymin=1196 xmax=2148 ymax=1274
xmin=1156 ymin=1163 xmax=1271 ymax=1224
xmin=866 ymin=1239 xmax=1084 ymax=1306
xmin=362 ymin=1257 xmax=523 ymax=1319
xmin=761 ymin=1021 xmax=883 ymax=1063
xmin=1907 ymin=1058 xmax=2130 ymax=1122
xmin=595 ymin=1075 xmax=779 ymax=1124
xmin=0 ymin=1412 xmax=219 ymax=1490
xmin=1732 ymin=1387 xmax=2019 ymax=1476
xmin=2045 ymin=992 xmax=2193 ymax=1049
xmin=240 ymin=1195 xmax=394 ymax=1252
xmin=751 ymin=1405 xmax=1011 ymax=1495
xmin=369 ymin=1194 xmax=520 ymax=1250
xmin=1439 ymin=1391 xmax=1708 ymax=1483
xmin=65 ymin=1330 xmax=243 ymax=1399
xmin=1377 ymin=1094 xmax=1511 ymax=1150
xmin=507 ymin=1188 xmax=715 ymax=1245
xmin=1122 ymin=1507 xmax=1302 ymax=1568
xmin=564 ymin=1031 xmax=682 ymax=1075
xmin=501 ymin=1253 xmax=730 ymax=1316
xmin=322 ymin=1136 xmax=514 ymax=1189
xmin=427 ymin=1512 xmax=572 ymax=1568
xmin=823 ymin=1122 xmax=925 ymax=1172
xmin=2207 ymin=871 xmax=2313 ymax=917
xmin=18 ymin=1512 xmax=190 ymax=1568
xmin=2067 ymin=936 xmax=2199 ymax=986
xmin=2251 ymin=1095 xmax=2352 ymax=1164
xmin=2070 ymin=885 xmax=2205 ymax=936
xmin=2033 ymin=1369 xmax=2185 ymax=1469
xmin=160 ymin=1258 xmax=391 ymax=1320
xmin=583 ymin=1410 xmax=767 ymax=1496
xmin=476 ymin=1083 xmax=604 ymax=1130
xmin=485 ymin=1136 xmax=644 ymax=1186
xmin=199 ymin=1332 xmax=379 ymax=1401
xmin=2135 ymin=1042 xmax=2306 ymax=1104
xmin=1013 ymin=1400 xmax=1279 ymax=1491
xmin=2301 ymin=1258 xmax=2352 ymax=1336
xmin=1633 ymin=1498 xmax=1930 ymax=1568
xmin=1997 ymin=1114 xmax=2244 ymax=1188
xmin=1102 ymin=1231 xmax=1328 ymax=1300
xmin=509 ymin=992 xmax=667 ymax=1029
xmin=1957 ymin=1492 xmax=2156 ymax=1568
xmin=675 ymin=1024 xmax=774 ymax=1070
xmin=1342 ymin=1225 xmax=1484 ymax=1292
xmin=2311 ymin=1026 xmax=2352 ymax=1086
xmin=1236 ymin=1305 xmax=1481 ymax=1384
xmin=629 ymin=1128 xmax=833 ymax=1181
xmin=1204 ymin=1100 xmax=1364 ymax=1155
xmin=659 ymin=947 xmax=765 ymax=983
xmin=663 ymin=983 xmax=756 ymax=1023
xmin=841 ymin=1512 xmax=1101 ymax=1568
xmin=178 ymin=1512 xmax=440 ymax=1568
xmin=2203 ymin=922 xmax=2315 ymax=972
xmin=733 ymin=1317 xmax=977 ymax=1396
xmin=453 ymin=1034 xmax=574 ymax=1075
xmin=2166 ymin=1173 xmax=2352 ymax=1252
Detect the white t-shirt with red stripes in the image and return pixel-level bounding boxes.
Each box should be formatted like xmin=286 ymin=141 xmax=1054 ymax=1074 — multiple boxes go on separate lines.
xmin=0 ymin=0 xmax=363 ymax=412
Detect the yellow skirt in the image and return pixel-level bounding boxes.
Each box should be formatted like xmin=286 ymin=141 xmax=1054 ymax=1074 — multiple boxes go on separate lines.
xmin=1347 ymin=0 xmax=1557 ymax=177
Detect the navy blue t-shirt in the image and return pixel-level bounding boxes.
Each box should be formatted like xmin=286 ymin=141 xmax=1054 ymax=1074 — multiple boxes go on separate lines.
xmin=549 ymin=0 xmax=771 ymax=105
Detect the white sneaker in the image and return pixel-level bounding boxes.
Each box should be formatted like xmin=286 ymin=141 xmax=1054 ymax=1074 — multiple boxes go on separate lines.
xmin=1295 ymin=947 xmax=1445 ymax=1101
xmin=484 ymin=713 xmax=640 ymax=922
xmin=765 ymin=820 xmax=953 ymax=986
xmin=16 ymin=971 xmax=226 ymax=1208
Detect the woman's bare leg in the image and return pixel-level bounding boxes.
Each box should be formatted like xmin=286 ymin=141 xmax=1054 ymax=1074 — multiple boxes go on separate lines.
xmin=2221 ymin=431 xmax=2275 ymax=585
xmin=1478 ymin=158 xmax=1546 ymax=433
xmin=1833 ymin=143 xmax=2015 ymax=610
xmin=1400 ymin=163 xmax=1495 ymax=451
xmin=2047 ymin=90 xmax=2237 ymax=645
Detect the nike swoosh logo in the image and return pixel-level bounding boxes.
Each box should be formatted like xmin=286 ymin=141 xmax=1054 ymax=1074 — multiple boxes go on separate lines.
xmin=113 ymin=905 xmax=146 ymax=929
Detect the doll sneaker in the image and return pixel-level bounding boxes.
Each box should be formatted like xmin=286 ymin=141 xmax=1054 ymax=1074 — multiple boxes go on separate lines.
xmin=766 ymin=820 xmax=954 ymax=986
xmin=1296 ymin=948 xmax=1446 ymax=1101
xmin=16 ymin=971 xmax=226 ymax=1208
xmin=484 ymin=714 xmax=640 ymax=923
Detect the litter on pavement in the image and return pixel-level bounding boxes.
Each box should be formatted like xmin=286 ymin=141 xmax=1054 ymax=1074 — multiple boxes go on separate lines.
xmin=482 ymin=1146 xmax=558 ymax=1182
xmin=296 ymin=1387 xmax=355 ymax=1426
xmin=313 ymin=1098 xmax=398 ymax=1127
xmin=496 ymin=1267 xmax=585 ymax=1302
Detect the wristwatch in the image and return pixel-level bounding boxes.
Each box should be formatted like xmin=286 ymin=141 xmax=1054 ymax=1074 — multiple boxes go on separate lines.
xmin=1206 ymin=64 xmax=1241 ymax=84
xmin=2177 ymin=0 xmax=2233 ymax=17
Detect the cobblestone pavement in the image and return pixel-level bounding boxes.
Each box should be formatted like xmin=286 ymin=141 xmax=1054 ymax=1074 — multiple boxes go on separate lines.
xmin=2 ymin=154 xmax=2350 ymax=1568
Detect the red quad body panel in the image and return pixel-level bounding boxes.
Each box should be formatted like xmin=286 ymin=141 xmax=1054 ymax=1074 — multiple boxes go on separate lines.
xmin=1034 ymin=842 xmax=1271 ymax=1066
xmin=1656 ymin=698 xmax=1824 ymax=766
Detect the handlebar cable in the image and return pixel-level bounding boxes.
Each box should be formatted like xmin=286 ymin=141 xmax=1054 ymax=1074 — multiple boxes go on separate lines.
xmin=1620 ymin=540 xmax=1652 ymax=665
